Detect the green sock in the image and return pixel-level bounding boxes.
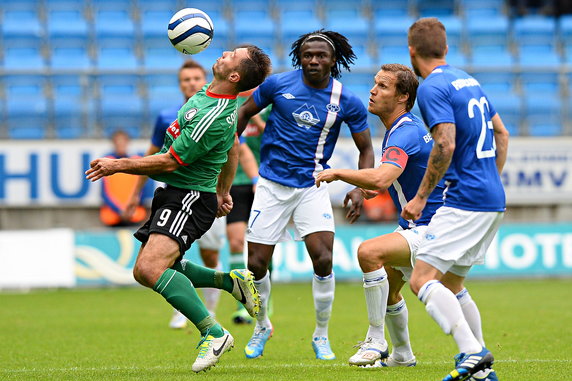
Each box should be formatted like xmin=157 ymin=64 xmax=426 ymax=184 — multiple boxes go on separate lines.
xmin=172 ymin=260 xmax=233 ymax=293
xmin=153 ymin=268 xmax=224 ymax=338
xmin=229 ymin=252 xmax=246 ymax=310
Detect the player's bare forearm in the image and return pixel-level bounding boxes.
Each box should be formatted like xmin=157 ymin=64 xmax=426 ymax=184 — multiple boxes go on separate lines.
xmin=217 ymin=137 xmax=239 ymax=195
xmin=86 ymin=153 xmax=179 ymax=182
xmin=491 ymin=114 xmax=509 ymax=174
xmin=317 ymin=164 xmax=402 ymax=191
xmin=239 ymin=143 xmax=259 ymax=180
xmin=417 ymin=123 xmax=455 ymax=199
xmin=353 ymin=129 xmax=375 ymax=170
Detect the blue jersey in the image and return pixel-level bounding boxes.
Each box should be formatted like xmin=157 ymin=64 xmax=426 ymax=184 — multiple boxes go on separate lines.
xmin=253 ymin=70 xmax=369 ymax=188
xmin=381 ymin=113 xmax=445 ymax=229
xmin=417 ymin=65 xmax=505 ymax=212
xmin=151 ymin=104 xmax=181 ymax=148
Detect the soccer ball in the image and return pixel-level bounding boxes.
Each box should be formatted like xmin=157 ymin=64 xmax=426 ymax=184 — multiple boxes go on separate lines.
xmin=167 ymin=8 xmax=214 ymax=55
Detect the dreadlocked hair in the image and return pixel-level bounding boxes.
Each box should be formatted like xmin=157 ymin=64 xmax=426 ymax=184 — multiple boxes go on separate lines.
xmin=289 ymin=29 xmax=356 ymax=79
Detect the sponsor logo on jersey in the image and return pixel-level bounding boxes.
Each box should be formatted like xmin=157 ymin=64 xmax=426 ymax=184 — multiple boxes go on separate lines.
xmin=326 ymin=103 xmax=340 ymax=113
xmin=184 ymin=108 xmax=198 ymax=121
xmin=167 ymin=120 xmax=181 ymax=139
xmin=292 ymin=103 xmax=320 ymax=129
xmin=282 ymin=93 xmax=295 ymax=99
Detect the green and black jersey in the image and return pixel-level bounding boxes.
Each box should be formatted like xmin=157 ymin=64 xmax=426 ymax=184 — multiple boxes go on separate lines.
xmin=151 ymin=84 xmax=237 ymax=192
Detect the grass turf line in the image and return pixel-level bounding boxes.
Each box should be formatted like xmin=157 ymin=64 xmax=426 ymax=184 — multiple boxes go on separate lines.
xmin=1 ymin=279 xmax=571 ymax=380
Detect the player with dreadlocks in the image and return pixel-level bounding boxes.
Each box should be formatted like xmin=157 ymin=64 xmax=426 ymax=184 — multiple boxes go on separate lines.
xmin=236 ymin=30 xmax=374 ymax=360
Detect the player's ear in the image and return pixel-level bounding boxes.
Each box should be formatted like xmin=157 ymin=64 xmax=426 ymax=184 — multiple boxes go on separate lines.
xmin=398 ymin=93 xmax=409 ymax=105
xmin=229 ymin=71 xmax=240 ymax=84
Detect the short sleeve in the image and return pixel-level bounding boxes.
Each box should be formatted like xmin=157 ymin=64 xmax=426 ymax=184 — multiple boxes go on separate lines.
xmin=169 ymin=111 xmax=223 ymax=165
xmin=252 ymin=75 xmax=277 ymax=109
xmin=343 ymin=94 xmax=368 ymax=134
xmin=151 ymin=115 xmax=168 ymax=148
xmin=418 ymin=78 xmax=455 ymax=130
xmin=486 ymin=96 xmax=497 ymax=118
xmin=385 ymin=124 xmax=421 ymax=159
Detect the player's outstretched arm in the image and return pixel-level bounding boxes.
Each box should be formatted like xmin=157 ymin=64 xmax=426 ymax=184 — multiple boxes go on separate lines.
xmin=85 ymin=153 xmax=179 ymax=182
xmin=491 ymin=113 xmax=509 ymax=174
xmin=402 ymin=122 xmax=455 ymax=221
xmin=123 ymin=144 xmax=161 ymax=220
xmin=237 ymin=96 xmax=263 ymax=136
xmin=316 ymin=164 xmax=403 ymax=191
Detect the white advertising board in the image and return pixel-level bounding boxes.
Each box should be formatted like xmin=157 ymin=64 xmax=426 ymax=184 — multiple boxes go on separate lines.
xmin=0 ymin=228 xmax=76 ymax=289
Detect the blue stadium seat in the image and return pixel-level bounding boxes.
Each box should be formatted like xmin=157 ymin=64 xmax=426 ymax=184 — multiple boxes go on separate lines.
xmin=470 ymin=46 xmax=515 ymax=68
xmin=351 ymin=52 xmax=377 ymax=71
xmin=4 ymin=75 xmax=49 ymax=139
xmin=1 ymin=10 xmax=43 ymax=38
xmin=280 ymin=10 xmax=322 ymax=45
xmin=275 ymin=0 xmax=319 ymax=12
xmin=234 ymin=10 xmax=276 ymax=49
xmin=525 ymin=95 xmax=562 ymax=136
xmin=94 ymin=10 xmax=136 ymax=37
xmin=0 ymin=0 xmax=40 ymax=12
xmin=462 ymin=0 xmax=504 ymax=17
xmin=375 ymin=16 xmax=414 ymax=48
xmin=440 ymin=16 xmax=463 ymax=52
xmin=466 ymin=15 xmax=509 ymax=48
xmin=471 ymin=71 xmax=517 ymax=94
xmin=2 ymin=46 xmax=46 ymax=70
xmin=142 ymin=47 xmax=185 ymax=69
xmin=97 ymin=75 xmax=145 ymax=138
xmin=95 ymin=36 xmax=139 ymax=70
xmin=378 ymin=46 xmax=411 ymax=67
xmin=487 ymin=92 xmax=522 ymax=136
xmin=561 ymin=15 xmax=572 ymax=47
xmin=513 ymin=16 xmax=557 ymax=48
xmin=47 ymin=10 xmax=89 ymax=38
xmin=520 ymin=72 xmax=560 ymax=95
xmin=230 ymin=0 xmax=271 ymax=13
xmin=446 ymin=50 xmax=468 ymax=68
xmin=372 ymin=0 xmax=412 ymax=17
xmin=49 ymin=35 xmax=93 ymax=70
xmin=518 ymin=45 xmax=561 ymax=68
xmin=138 ymin=0 xmax=179 ymax=13
xmin=141 ymin=10 xmax=176 ymax=38
xmin=146 ymin=73 xmax=183 ymax=119
xmin=325 ymin=10 xmax=370 ymax=51
xmin=91 ymin=0 xmax=132 ymax=12
xmin=418 ymin=0 xmax=455 ymax=17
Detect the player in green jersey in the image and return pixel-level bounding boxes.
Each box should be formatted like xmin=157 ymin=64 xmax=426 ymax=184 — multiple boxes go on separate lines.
xmin=86 ymin=46 xmax=272 ymax=373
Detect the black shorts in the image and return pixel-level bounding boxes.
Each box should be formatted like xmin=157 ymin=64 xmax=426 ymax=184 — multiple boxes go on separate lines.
xmin=227 ymin=184 xmax=255 ymax=224
xmin=134 ymin=186 xmax=217 ymax=257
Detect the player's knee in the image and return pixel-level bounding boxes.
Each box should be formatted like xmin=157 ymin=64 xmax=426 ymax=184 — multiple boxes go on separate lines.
xmin=409 ymin=276 xmax=423 ymax=296
xmin=357 ymin=241 xmax=382 ymax=272
xmin=247 ymin=255 xmax=268 ymax=280
xmin=228 ymin=237 xmax=244 ymax=253
xmin=312 ymin=252 xmax=333 ymax=277
xmin=133 ymin=259 xmax=161 ymax=288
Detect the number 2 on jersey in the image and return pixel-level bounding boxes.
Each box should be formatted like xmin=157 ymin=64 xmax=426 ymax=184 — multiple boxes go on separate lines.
xmin=468 ymin=96 xmax=496 ymax=159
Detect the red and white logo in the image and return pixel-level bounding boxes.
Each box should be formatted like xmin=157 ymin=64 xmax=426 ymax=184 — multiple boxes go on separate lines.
xmin=167 ymin=120 xmax=181 ymax=139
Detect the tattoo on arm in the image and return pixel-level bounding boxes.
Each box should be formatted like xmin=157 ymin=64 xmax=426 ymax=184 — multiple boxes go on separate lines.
xmin=417 ymin=123 xmax=455 ymax=199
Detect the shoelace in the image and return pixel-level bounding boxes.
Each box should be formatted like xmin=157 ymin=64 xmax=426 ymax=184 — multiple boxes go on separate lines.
xmin=314 ymin=337 xmax=331 ymax=350
xmin=248 ymin=327 xmax=268 ymax=347
xmin=196 ymin=328 xmax=213 ymax=357
xmin=352 ymin=338 xmax=372 ymax=351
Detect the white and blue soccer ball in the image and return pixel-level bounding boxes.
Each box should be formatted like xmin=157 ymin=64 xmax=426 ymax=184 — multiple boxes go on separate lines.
xmin=167 ymin=8 xmax=214 ymax=55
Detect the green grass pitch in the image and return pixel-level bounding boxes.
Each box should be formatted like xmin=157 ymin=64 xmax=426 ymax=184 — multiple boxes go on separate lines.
xmin=1 ymin=278 xmax=571 ymax=380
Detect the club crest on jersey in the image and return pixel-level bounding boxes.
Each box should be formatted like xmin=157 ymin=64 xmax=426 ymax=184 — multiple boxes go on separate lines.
xmin=167 ymin=120 xmax=181 ymax=139
xmin=292 ymin=103 xmax=320 ymax=129
xmin=326 ymin=103 xmax=340 ymax=113
xmin=184 ymin=108 xmax=198 ymax=121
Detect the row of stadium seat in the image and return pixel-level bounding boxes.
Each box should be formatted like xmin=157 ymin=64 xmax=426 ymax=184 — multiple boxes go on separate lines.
xmin=0 ymin=72 xmax=571 ymax=139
